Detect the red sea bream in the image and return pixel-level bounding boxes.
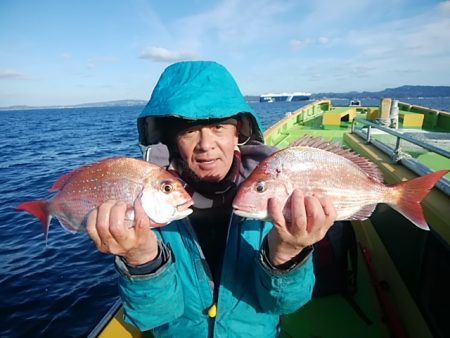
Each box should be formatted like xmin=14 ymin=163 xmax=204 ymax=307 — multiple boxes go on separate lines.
xmin=17 ymin=157 xmax=193 ymax=238
xmin=232 ymin=137 xmax=448 ymax=230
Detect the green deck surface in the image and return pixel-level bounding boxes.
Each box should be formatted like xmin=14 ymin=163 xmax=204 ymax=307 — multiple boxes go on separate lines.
xmin=268 ymin=100 xmax=450 ymax=338
xmin=270 ymin=110 xmax=391 ymax=337
xmin=417 ymin=152 xmax=450 ymax=173
xmin=281 ymin=248 xmax=389 ymax=338
xmin=269 ymin=116 xmax=358 ymax=148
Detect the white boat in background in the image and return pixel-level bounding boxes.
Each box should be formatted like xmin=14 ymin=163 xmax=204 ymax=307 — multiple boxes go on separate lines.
xmin=349 ymin=99 xmax=362 ymax=107
xmin=260 ymin=91 xmax=311 ymax=102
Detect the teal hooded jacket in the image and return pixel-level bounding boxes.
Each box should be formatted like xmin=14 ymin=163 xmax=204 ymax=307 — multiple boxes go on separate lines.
xmin=116 ymin=61 xmax=315 ymax=337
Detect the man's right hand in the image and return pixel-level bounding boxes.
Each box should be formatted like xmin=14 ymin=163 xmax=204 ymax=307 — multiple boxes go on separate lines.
xmin=86 ymin=199 xmax=159 ymax=265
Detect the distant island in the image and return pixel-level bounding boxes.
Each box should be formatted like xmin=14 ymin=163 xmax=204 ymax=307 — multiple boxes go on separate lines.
xmin=245 ymin=85 xmax=450 ymax=102
xmin=311 ymin=85 xmax=450 ymax=100
xmin=1 ymin=85 xmax=450 ymax=111
xmin=0 ymin=99 xmax=148 ymax=111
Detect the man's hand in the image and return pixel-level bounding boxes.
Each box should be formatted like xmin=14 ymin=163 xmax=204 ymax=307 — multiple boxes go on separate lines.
xmin=267 ymin=189 xmax=336 ymax=266
xmin=86 ymin=199 xmax=159 ymax=266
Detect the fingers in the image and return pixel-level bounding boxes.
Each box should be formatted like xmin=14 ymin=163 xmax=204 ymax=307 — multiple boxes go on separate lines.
xmin=86 ymin=200 xmax=130 ymax=254
xmin=86 ymin=200 xmax=117 ymax=252
xmin=267 ymin=196 xmax=285 ymax=229
xmin=271 ymin=189 xmax=336 ymax=237
xmin=134 ymin=198 xmax=151 ymax=232
xmin=95 ymin=200 xmax=120 ymax=251
xmin=84 ymin=199 xmax=159 ymax=266
xmin=86 ymin=207 xmax=101 ymax=248
xmin=109 ymin=201 xmax=132 ymax=244
xmin=266 ymin=189 xmax=338 ymax=266
xmin=304 ymin=194 xmax=325 ymax=232
xmin=268 ymin=190 xmax=309 ymax=233
xmin=304 ymin=193 xmax=336 ymax=241
xmin=321 ymin=195 xmax=337 ymax=220
xmin=290 ymin=190 xmax=307 ymax=232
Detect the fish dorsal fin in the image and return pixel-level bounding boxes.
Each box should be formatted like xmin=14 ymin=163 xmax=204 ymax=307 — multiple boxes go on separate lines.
xmin=49 ymin=170 xmax=78 ymax=192
xmin=49 ymin=160 xmax=103 ymax=192
xmin=291 ymin=136 xmax=384 ymax=182
xmin=49 ymin=157 xmax=127 ymax=192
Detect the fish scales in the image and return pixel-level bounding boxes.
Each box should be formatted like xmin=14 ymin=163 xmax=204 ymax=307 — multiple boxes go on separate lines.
xmin=17 ymin=157 xmax=194 ymax=239
xmin=265 ymin=147 xmax=390 ymax=213
xmin=50 ymin=158 xmax=160 ymax=228
xmin=233 ymin=137 xmax=448 ymax=230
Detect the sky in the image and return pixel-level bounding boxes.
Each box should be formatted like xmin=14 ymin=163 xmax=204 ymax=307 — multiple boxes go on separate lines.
xmin=1 ymin=0 xmax=450 ymax=107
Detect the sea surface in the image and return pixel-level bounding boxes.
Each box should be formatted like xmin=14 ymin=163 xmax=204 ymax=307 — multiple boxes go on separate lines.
xmin=1 ymin=98 xmax=450 ymax=337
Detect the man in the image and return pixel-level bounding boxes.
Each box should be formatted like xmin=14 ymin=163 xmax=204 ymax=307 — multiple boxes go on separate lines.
xmin=87 ymin=61 xmax=336 ymax=337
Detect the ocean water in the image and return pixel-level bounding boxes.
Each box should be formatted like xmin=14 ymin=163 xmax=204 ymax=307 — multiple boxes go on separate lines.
xmin=0 ymin=98 xmax=449 ymax=338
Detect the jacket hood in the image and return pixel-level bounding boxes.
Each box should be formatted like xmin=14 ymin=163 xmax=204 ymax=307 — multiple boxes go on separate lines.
xmin=137 ymin=61 xmax=264 ymax=146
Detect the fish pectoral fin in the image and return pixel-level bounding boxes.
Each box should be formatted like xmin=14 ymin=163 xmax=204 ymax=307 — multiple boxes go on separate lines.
xmin=347 ymin=204 xmax=377 ymax=220
xmin=56 ymin=215 xmax=80 ymax=233
xmin=59 ymin=199 xmax=96 ymax=232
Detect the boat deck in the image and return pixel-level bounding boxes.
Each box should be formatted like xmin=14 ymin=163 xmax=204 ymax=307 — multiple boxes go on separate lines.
xmin=90 ymin=98 xmax=450 ymax=338
xmin=268 ymin=100 xmax=450 ymax=338
xmin=280 ymin=132 xmax=450 ymax=338
xmin=282 ymin=233 xmax=389 ymax=337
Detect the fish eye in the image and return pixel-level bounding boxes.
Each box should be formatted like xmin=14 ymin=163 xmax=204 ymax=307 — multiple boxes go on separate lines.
xmin=161 ymin=181 xmax=174 ymax=193
xmin=255 ymin=181 xmax=266 ymax=193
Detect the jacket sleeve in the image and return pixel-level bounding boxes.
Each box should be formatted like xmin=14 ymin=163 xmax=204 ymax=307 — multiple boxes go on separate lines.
xmin=115 ymin=243 xmax=184 ymax=331
xmin=253 ymin=237 xmax=315 ymax=315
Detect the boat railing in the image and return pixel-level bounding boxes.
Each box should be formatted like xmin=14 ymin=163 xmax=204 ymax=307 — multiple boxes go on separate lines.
xmin=87 ymin=297 xmax=122 ymax=338
xmin=351 ymin=117 xmax=450 ymax=196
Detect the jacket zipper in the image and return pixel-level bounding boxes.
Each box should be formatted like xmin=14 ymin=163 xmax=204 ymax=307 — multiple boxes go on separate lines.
xmin=183 ymin=213 xmax=237 ymax=337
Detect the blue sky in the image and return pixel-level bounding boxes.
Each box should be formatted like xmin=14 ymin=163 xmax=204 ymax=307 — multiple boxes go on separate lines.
xmin=1 ymin=0 xmax=449 ymax=107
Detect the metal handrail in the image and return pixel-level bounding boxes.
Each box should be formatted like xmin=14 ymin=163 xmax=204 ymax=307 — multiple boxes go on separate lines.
xmin=351 ymin=118 xmax=450 ymax=158
xmin=351 ymin=118 xmax=450 ymax=196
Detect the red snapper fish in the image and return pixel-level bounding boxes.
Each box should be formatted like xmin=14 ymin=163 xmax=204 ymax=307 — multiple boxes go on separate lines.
xmin=232 ymin=137 xmax=448 ymax=230
xmin=17 ymin=157 xmax=194 ymax=238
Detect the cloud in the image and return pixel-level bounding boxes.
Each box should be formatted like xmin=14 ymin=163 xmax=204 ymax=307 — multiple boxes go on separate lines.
xmin=92 ymin=56 xmax=119 ymax=63
xmin=439 ymin=0 xmax=450 ymax=14
xmin=0 ymin=69 xmax=24 ymax=79
xmin=289 ymin=39 xmax=306 ymax=51
xmin=346 ymin=2 xmax=450 ymax=61
xmin=60 ymin=53 xmax=72 ymax=60
xmin=86 ymin=56 xmax=119 ymax=70
xmin=318 ymin=36 xmax=330 ymax=45
xmin=137 ymin=0 xmax=296 ymax=62
xmin=289 ymin=36 xmax=332 ymax=51
xmin=139 ymin=47 xmax=200 ymax=62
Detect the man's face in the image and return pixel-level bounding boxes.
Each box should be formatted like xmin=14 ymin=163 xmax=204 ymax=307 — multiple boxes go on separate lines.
xmin=175 ymin=121 xmax=239 ymax=182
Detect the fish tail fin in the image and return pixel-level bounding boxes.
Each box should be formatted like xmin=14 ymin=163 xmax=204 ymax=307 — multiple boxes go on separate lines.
xmin=393 ymin=170 xmax=448 ymax=230
xmin=16 ymin=200 xmax=51 ymax=239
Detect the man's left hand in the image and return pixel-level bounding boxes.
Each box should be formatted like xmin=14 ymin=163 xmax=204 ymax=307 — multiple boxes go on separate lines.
xmin=267 ymin=189 xmax=336 ymax=267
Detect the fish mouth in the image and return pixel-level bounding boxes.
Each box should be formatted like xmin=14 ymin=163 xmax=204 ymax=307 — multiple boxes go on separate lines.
xmin=176 ymin=199 xmax=194 ymax=211
xmin=172 ymin=199 xmax=194 ymax=220
xmin=233 ymin=208 xmax=268 ymax=220
xmin=151 ymin=200 xmax=194 ymax=226
xmin=172 ymin=208 xmax=193 ymax=220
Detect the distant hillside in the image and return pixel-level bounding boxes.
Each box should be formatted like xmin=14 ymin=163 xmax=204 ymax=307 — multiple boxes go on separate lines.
xmin=0 ymin=99 xmax=147 ymax=111
xmin=312 ymin=85 xmax=450 ymax=99
xmin=72 ymin=99 xmax=147 ymax=108
xmin=2 ymin=86 xmax=449 ymax=111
